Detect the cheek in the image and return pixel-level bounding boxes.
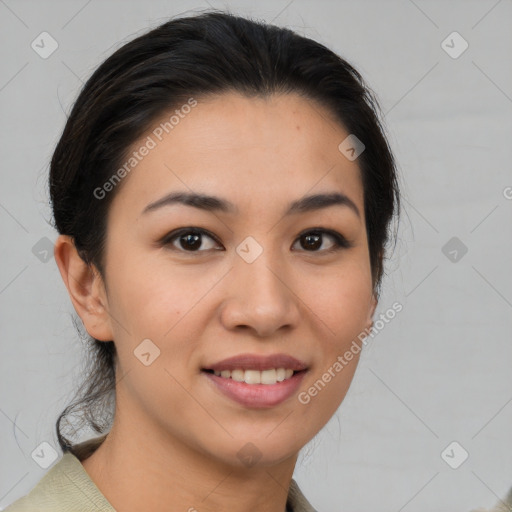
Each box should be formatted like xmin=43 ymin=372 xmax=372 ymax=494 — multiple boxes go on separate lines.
xmin=106 ymin=252 xmax=208 ymax=334
xmin=300 ymin=264 xmax=373 ymax=344
xmin=105 ymin=255 xmax=223 ymax=379
xmin=297 ymin=263 xmax=372 ymax=418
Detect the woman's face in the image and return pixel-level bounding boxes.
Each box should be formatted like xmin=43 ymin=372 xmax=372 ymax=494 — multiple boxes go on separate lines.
xmin=96 ymin=91 xmax=376 ymax=467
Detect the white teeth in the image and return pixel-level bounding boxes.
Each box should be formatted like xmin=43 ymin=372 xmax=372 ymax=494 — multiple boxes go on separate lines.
xmin=212 ymin=367 xmax=296 ymax=384
xmin=244 ymin=370 xmax=261 ymax=384
xmin=231 ymin=369 xmax=245 ymax=382
xmin=261 ymin=368 xmax=276 ymax=384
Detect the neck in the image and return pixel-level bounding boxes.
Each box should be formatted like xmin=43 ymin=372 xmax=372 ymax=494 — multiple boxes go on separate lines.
xmin=80 ymin=387 xmax=298 ymax=512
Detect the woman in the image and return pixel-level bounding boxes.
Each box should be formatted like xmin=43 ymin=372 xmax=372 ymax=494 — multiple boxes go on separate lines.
xmin=5 ymin=10 xmax=400 ymax=512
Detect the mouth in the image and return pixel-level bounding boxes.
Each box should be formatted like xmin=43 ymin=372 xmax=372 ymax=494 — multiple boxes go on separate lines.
xmin=201 ymin=353 xmax=309 ymax=408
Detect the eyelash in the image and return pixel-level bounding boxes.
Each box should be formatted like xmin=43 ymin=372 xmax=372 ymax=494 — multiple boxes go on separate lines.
xmin=159 ymin=227 xmax=353 ymax=255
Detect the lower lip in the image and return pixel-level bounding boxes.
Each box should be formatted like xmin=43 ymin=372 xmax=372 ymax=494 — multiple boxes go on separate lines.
xmin=202 ymin=370 xmax=307 ymax=408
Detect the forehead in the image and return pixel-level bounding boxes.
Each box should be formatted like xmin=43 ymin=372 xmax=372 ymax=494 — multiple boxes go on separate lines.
xmin=109 ymin=91 xmax=365 ymax=220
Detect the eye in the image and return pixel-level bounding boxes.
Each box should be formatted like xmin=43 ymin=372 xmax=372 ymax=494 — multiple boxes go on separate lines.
xmin=161 ymin=228 xmax=222 ymax=253
xmin=160 ymin=227 xmax=352 ymax=255
xmin=292 ymin=228 xmax=353 ymax=253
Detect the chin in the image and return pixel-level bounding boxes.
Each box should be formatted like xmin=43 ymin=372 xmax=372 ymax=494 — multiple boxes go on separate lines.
xmin=205 ymin=437 xmax=300 ymax=470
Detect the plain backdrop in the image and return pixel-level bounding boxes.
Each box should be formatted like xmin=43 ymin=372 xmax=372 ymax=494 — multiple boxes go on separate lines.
xmin=1 ymin=1 xmax=511 ymax=511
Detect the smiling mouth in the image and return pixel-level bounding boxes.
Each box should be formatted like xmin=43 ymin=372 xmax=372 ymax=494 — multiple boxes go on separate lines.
xmin=202 ymin=368 xmax=305 ymax=385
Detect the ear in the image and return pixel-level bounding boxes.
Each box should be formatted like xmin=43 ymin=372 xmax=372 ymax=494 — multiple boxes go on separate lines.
xmin=53 ymin=235 xmax=113 ymax=342
xmin=366 ymin=292 xmax=378 ymax=331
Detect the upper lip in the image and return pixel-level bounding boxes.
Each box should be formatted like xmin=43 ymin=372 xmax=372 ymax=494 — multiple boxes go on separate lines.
xmin=203 ymin=353 xmax=308 ymax=372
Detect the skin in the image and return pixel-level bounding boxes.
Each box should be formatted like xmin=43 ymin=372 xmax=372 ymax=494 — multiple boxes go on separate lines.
xmin=54 ymin=91 xmax=377 ymax=512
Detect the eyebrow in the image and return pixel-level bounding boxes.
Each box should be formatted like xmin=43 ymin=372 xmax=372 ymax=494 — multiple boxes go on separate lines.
xmin=142 ymin=191 xmax=360 ymax=218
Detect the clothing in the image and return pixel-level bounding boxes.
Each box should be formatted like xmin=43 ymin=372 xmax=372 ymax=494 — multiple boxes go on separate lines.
xmin=4 ymin=435 xmax=318 ymax=512
xmin=471 ymin=486 xmax=512 ymax=512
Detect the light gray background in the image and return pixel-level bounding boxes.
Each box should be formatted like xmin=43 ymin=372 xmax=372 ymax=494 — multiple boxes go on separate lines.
xmin=1 ymin=1 xmax=511 ymax=511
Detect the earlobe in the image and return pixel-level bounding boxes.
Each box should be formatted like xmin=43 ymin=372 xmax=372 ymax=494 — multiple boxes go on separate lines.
xmin=53 ymin=235 xmax=113 ymax=342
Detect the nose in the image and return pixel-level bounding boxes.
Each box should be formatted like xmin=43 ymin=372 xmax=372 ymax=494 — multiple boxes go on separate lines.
xmin=219 ymin=248 xmax=301 ymax=338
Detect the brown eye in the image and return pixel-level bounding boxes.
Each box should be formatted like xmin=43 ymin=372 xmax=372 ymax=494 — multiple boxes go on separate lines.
xmin=162 ymin=228 xmax=222 ymax=252
xmin=300 ymin=233 xmax=323 ymax=250
xmin=293 ymin=229 xmax=352 ymax=253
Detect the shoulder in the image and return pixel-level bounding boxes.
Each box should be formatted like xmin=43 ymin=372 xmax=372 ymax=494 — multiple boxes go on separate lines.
xmin=287 ymin=478 xmax=319 ymax=512
xmin=470 ymin=486 xmax=512 ymax=512
xmin=3 ymin=437 xmax=114 ymax=512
